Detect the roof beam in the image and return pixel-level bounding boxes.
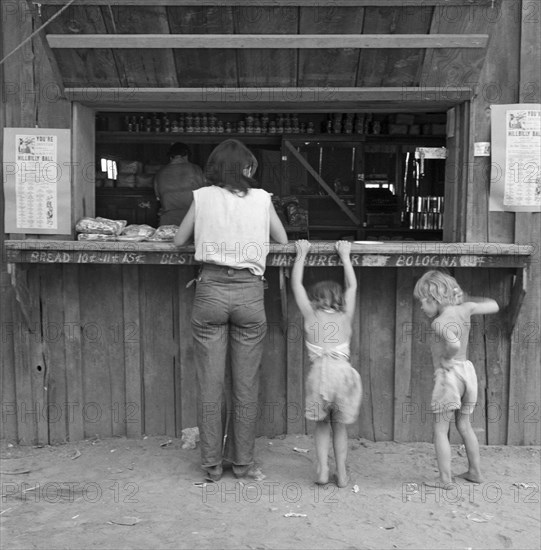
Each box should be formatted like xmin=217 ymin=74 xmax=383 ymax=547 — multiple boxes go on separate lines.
xmin=48 ymin=34 xmax=488 ymax=49
xmin=65 ymin=86 xmax=473 ymax=110
xmin=33 ymin=1 xmax=497 ymax=6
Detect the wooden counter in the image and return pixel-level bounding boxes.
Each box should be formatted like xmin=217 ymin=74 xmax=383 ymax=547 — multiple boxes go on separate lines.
xmin=5 ymin=240 xmax=533 ymax=268
xmin=2 ymin=240 xmax=535 ymax=448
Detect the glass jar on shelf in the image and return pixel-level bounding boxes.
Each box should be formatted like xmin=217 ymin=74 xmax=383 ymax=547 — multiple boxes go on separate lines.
xmin=163 ymin=113 xmax=170 ymax=133
xmin=344 ymin=114 xmax=354 ymax=134
xmin=355 ymin=114 xmax=365 ymax=134
xmin=150 ymin=113 xmax=158 ymax=132
xmin=325 ymin=116 xmax=333 ymax=134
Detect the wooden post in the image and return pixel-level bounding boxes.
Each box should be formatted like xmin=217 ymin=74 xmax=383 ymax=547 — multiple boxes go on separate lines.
xmin=72 ymin=103 xmax=96 ymax=233
xmin=508 ymin=0 xmax=541 ymax=445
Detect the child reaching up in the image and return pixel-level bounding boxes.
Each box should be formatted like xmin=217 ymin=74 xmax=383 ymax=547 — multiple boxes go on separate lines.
xmin=291 ymin=240 xmax=362 ymax=488
xmin=413 ymin=270 xmax=500 ymax=488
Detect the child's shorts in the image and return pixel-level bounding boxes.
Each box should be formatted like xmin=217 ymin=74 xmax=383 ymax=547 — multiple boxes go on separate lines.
xmin=430 ymin=360 xmax=477 ymax=415
xmin=304 ymin=359 xmax=362 ymax=424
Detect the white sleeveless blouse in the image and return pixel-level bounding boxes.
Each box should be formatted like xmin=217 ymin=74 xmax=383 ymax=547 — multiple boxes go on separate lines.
xmin=193 ymin=186 xmax=271 ymax=276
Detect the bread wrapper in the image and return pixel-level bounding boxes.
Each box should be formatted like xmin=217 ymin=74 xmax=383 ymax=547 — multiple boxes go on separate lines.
xmin=146 ymin=225 xmax=178 ymax=241
xmin=120 ymin=224 xmax=156 ymax=239
xmin=76 ymin=217 xmax=127 ymax=235
xmin=77 ymin=233 xmax=117 ymax=241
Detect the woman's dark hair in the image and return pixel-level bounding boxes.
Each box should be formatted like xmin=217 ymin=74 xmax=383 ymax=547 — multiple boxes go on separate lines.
xmin=204 ymin=139 xmax=259 ymax=194
xmin=308 ymin=280 xmax=345 ymax=313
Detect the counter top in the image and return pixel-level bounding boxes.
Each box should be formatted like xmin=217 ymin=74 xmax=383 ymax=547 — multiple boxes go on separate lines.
xmin=4 ymin=240 xmax=533 ymax=268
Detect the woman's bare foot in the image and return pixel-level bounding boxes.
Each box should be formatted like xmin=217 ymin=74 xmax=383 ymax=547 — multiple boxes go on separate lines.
xmin=205 ymin=464 xmax=223 ymax=482
xmin=457 ymin=471 xmax=483 ymax=484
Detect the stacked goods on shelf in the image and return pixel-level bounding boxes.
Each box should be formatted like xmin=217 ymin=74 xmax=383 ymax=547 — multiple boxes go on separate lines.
xmin=282 ymin=196 xmax=309 ymax=228
xmin=271 ymin=195 xmax=308 ymax=228
xmin=120 ymin=112 xmax=316 ymax=135
xmin=403 ymin=196 xmax=444 ymax=230
xmin=100 ymin=111 xmax=446 ymax=137
xmin=117 ymin=160 xmax=142 ymax=188
xmin=136 ymin=162 xmax=161 ymax=188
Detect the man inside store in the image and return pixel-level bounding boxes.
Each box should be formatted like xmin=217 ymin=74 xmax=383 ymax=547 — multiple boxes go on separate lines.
xmin=154 ymin=142 xmax=205 ymax=226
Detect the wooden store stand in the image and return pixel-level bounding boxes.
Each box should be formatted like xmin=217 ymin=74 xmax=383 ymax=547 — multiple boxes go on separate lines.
xmin=1 ymin=1 xmax=539 ymax=448
xmin=4 ymin=239 xmax=533 ymax=448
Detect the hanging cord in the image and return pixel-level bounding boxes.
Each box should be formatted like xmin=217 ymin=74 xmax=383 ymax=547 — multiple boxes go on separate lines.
xmin=0 ymin=0 xmax=78 ymax=66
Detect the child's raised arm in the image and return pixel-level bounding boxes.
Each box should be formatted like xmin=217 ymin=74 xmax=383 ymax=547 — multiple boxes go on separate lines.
xmin=336 ymin=240 xmax=357 ymax=319
xmin=464 ymin=296 xmax=500 ymax=316
xmin=291 ymin=240 xmax=315 ymax=319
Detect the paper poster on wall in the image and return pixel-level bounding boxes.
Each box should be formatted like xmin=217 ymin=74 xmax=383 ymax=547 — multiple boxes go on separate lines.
xmin=489 ymin=104 xmax=541 ymax=212
xmin=3 ymin=128 xmax=71 ymax=234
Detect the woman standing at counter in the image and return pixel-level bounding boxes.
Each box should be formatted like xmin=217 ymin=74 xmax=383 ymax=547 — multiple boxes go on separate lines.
xmin=174 ymin=139 xmax=288 ymax=481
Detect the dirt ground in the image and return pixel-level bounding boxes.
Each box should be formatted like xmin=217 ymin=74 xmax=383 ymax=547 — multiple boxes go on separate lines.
xmin=1 ymin=434 xmax=539 ymax=550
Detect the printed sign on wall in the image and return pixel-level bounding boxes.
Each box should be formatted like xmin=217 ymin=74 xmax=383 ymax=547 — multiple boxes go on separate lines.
xmin=3 ymin=127 xmax=71 ymax=234
xmin=490 ymin=104 xmax=541 ymax=212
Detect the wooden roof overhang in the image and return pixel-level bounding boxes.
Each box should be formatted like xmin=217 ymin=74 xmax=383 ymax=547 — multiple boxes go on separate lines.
xmin=33 ymin=0 xmax=498 ymax=112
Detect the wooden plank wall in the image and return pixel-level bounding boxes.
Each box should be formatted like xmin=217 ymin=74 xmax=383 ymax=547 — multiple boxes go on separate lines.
xmin=508 ymin=0 xmax=541 ymax=446
xmin=2 ymin=263 xmax=521 ymax=446
xmin=1 ymin=0 xmax=71 ymax=443
xmin=469 ymin=0 xmax=541 ymax=446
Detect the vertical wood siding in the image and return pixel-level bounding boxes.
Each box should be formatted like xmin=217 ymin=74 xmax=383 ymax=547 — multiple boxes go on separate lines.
xmin=1 ymin=265 xmax=527 ymax=446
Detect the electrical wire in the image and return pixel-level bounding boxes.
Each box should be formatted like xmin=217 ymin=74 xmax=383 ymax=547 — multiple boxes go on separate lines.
xmin=0 ymin=0 xmax=78 ymax=66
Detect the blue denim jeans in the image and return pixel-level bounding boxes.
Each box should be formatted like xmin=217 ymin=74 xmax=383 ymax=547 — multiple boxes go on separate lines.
xmin=192 ymin=263 xmax=267 ymax=470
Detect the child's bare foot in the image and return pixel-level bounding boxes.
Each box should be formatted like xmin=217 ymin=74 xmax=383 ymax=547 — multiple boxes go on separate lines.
xmin=335 ymin=472 xmax=349 ymax=488
xmin=424 ymin=477 xmax=455 ymax=490
xmin=316 ymin=464 xmax=329 ymax=485
xmin=457 ymin=471 xmax=483 ymax=484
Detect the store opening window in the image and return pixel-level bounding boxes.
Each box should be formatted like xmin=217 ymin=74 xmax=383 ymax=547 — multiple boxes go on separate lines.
xmin=94 ymin=111 xmax=448 ymax=240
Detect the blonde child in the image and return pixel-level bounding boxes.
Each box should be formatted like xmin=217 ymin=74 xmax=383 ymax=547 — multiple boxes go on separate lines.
xmin=291 ymin=240 xmax=362 ymax=487
xmin=413 ymin=270 xmax=499 ymax=488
